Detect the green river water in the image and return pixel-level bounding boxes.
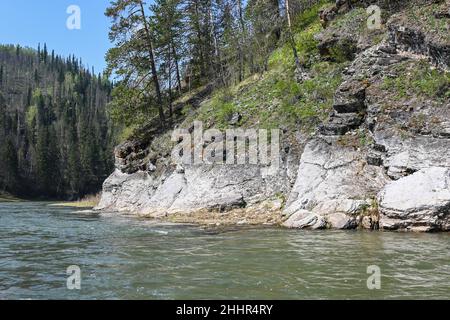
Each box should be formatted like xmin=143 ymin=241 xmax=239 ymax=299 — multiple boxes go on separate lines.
xmin=0 ymin=202 xmax=449 ymax=299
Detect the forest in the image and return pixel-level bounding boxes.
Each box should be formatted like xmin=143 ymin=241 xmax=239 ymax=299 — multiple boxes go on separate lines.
xmin=0 ymin=44 xmax=115 ymax=199
xmin=105 ymin=0 xmax=324 ymax=128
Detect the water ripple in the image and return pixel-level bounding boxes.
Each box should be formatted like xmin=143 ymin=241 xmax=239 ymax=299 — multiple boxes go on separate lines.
xmin=0 ymin=202 xmax=449 ymax=299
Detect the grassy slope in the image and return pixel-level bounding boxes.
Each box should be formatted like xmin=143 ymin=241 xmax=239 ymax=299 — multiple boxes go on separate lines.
xmin=180 ymin=2 xmax=345 ymax=133
xmin=119 ymin=1 xmax=448 ymax=146
xmin=397 ymin=2 xmax=450 ymax=45
xmin=116 ymin=1 xmax=341 ymax=141
xmin=182 ymin=2 xmax=449 ymax=133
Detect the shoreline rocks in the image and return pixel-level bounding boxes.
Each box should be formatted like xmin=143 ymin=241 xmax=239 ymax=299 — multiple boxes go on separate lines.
xmin=378 ymin=167 xmax=450 ymax=231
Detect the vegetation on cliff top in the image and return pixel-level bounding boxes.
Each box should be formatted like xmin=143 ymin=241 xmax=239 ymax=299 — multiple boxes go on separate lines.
xmin=107 ymin=0 xmax=355 ymax=138
xmin=106 ymin=0 xmax=335 ymax=136
xmin=107 ymin=0 xmax=449 ymax=146
xmin=382 ymin=59 xmax=450 ymax=101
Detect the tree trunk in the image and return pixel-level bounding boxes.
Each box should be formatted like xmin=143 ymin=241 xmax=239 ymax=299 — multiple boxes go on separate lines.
xmin=167 ymin=46 xmax=173 ymax=123
xmin=208 ymin=2 xmax=225 ymax=86
xmin=272 ymin=0 xmax=281 ymax=40
xmin=237 ymin=0 xmax=246 ymax=82
xmin=138 ymin=0 xmax=166 ymax=126
xmin=193 ymin=0 xmax=206 ymax=79
xmin=171 ymin=42 xmax=182 ymax=94
xmin=285 ymin=0 xmax=302 ymax=71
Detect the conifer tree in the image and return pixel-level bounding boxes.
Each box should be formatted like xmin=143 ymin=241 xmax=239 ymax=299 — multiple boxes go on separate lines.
xmin=106 ymin=0 xmax=166 ymax=127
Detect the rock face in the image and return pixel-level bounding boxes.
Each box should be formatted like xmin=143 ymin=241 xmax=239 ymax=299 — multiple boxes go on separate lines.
xmin=284 ymin=137 xmax=386 ymax=229
xmin=285 ymin=1 xmax=450 ymax=231
xmin=387 ymin=1 xmax=450 ymax=71
xmin=283 ymin=138 xmax=386 ymax=229
xmin=98 ymin=0 xmax=449 ymax=232
xmin=98 ymin=133 xmax=303 ymax=218
xmin=98 ymin=164 xmax=294 ymax=217
xmin=378 ymin=167 xmax=450 ymax=231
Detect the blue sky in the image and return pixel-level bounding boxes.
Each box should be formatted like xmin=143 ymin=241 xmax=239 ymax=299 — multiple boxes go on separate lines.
xmin=0 ymin=0 xmax=112 ymax=73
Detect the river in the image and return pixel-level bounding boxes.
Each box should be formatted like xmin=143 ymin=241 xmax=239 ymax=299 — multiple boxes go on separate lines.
xmin=0 ymin=202 xmax=449 ymax=299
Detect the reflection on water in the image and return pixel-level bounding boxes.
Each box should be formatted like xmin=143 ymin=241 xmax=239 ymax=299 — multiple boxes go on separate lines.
xmin=0 ymin=202 xmax=449 ymax=299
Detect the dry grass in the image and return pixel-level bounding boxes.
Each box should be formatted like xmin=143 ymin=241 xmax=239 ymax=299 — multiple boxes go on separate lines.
xmin=164 ymin=205 xmax=283 ymax=227
xmin=53 ymin=194 xmax=101 ymax=208
xmin=0 ymin=192 xmax=21 ymax=202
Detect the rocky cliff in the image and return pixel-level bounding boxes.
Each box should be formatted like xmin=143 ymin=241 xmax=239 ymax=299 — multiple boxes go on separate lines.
xmin=98 ymin=0 xmax=450 ymax=232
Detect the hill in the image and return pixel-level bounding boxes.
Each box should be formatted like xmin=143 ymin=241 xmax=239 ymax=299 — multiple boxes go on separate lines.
xmin=0 ymin=44 xmax=116 ymax=199
xmin=98 ymin=0 xmax=450 ymax=231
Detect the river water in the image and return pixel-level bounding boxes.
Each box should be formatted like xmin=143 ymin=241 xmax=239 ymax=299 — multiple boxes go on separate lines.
xmin=0 ymin=202 xmax=449 ymax=300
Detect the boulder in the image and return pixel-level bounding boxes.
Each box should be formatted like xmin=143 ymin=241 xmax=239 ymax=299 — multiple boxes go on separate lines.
xmin=282 ymin=210 xmax=327 ymax=229
xmin=228 ymin=112 xmax=242 ymax=125
xmin=319 ymin=4 xmax=338 ymax=28
xmin=378 ymin=167 xmax=450 ymax=231
xmin=327 ymin=212 xmax=358 ymax=229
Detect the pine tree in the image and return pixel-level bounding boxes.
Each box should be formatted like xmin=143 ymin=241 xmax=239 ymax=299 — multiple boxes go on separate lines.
xmin=151 ymin=0 xmax=184 ymax=93
xmin=106 ymin=0 xmax=166 ymax=127
xmin=37 ymin=43 xmax=41 ymax=64
xmin=51 ymin=50 xmax=55 ymax=66
xmin=34 ymin=68 xmax=39 ymax=83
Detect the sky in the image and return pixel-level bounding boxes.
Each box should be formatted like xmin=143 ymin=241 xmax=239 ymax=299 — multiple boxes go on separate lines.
xmin=0 ymin=0 xmax=113 ymax=73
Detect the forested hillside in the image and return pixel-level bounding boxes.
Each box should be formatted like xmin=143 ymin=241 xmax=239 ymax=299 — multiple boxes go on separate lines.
xmin=0 ymin=44 xmax=115 ymax=199
xmin=105 ymin=0 xmax=327 ymax=130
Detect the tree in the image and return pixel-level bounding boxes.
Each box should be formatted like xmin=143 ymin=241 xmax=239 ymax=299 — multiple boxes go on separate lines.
xmin=236 ymin=0 xmax=248 ymax=82
xmin=285 ymin=0 xmax=302 ymax=71
xmin=106 ymin=0 xmax=166 ymax=127
xmin=35 ymin=94 xmax=53 ymax=194
xmin=151 ymin=0 xmax=184 ymax=93
xmin=184 ymin=0 xmax=209 ymax=83
xmin=246 ymin=0 xmax=283 ymax=72
xmin=43 ymin=43 xmax=48 ymax=64
xmin=0 ymin=65 xmax=3 ymax=87
xmin=51 ymin=50 xmax=55 ymax=66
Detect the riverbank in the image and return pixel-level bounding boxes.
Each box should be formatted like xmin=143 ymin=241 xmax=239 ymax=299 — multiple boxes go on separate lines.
xmin=163 ymin=207 xmax=282 ymax=227
xmin=0 ymin=192 xmax=21 ymax=202
xmin=52 ymin=194 xmax=100 ymax=208
xmin=117 ymin=204 xmax=447 ymax=233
